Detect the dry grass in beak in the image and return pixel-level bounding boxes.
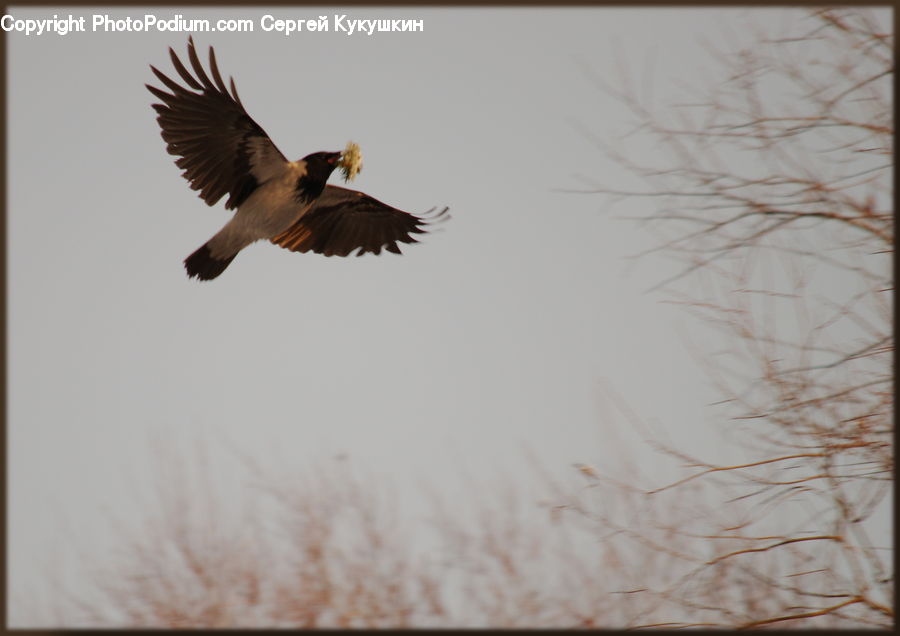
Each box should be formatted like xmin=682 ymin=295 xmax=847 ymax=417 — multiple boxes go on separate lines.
xmin=339 ymin=141 xmax=363 ymax=182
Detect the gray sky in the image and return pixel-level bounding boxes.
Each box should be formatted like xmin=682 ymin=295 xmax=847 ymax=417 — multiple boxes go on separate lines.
xmin=8 ymin=6 xmax=887 ymax=626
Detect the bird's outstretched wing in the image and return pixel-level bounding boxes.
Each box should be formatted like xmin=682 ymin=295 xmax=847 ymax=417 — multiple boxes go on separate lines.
xmin=146 ymin=36 xmax=288 ymax=210
xmin=270 ymin=185 xmax=449 ymax=257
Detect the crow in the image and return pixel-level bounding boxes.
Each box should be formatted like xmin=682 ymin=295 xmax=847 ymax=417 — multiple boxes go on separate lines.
xmin=146 ymin=37 xmax=448 ymax=281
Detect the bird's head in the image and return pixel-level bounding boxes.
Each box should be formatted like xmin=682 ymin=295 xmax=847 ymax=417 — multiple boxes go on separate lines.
xmin=302 ymin=151 xmax=342 ymax=176
xmin=295 ymin=151 xmax=343 ymax=203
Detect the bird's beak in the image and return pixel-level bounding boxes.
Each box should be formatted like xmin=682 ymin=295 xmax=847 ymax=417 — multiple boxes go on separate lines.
xmin=327 ymin=152 xmax=342 ymax=165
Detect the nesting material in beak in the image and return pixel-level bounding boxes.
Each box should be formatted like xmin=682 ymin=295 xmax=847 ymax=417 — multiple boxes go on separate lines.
xmin=338 ymin=141 xmax=363 ymax=182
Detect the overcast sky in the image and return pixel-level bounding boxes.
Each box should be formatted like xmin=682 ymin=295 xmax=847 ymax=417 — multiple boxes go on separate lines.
xmin=7 ymin=6 xmax=889 ymax=627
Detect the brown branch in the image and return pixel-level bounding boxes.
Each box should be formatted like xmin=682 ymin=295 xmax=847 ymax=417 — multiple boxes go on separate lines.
xmin=706 ymin=536 xmax=843 ymax=566
xmin=737 ymin=597 xmax=864 ymax=629
xmin=646 ymin=453 xmax=826 ymax=495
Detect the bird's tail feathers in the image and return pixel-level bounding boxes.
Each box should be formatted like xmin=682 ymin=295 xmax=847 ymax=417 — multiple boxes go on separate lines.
xmin=184 ymin=243 xmax=237 ymax=281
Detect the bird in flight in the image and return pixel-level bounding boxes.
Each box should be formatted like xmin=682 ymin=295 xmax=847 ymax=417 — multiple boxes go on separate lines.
xmin=146 ymin=37 xmax=448 ymax=281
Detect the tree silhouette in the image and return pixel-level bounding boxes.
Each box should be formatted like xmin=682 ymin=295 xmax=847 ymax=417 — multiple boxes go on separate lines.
xmin=575 ymin=7 xmax=892 ymax=628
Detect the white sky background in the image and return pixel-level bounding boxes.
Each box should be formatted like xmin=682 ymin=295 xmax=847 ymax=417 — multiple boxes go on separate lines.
xmin=7 ymin=6 xmax=889 ymax=626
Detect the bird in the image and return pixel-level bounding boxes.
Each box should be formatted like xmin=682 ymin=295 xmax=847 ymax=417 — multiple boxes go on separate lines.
xmin=146 ymin=37 xmax=448 ymax=281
